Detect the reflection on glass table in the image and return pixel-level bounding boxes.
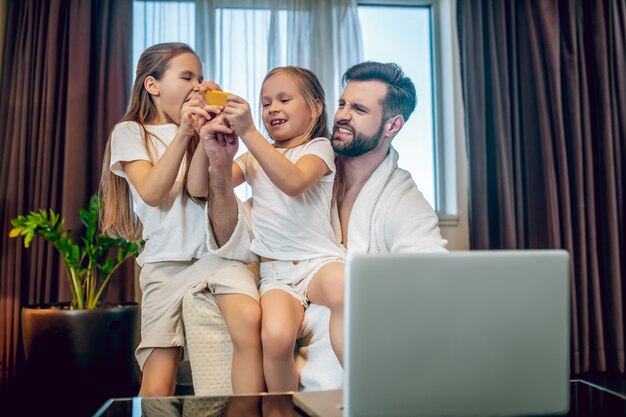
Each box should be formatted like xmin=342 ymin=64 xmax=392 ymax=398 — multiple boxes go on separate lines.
xmin=94 ymin=393 xmax=303 ymax=417
xmin=93 ymin=380 xmax=626 ymax=417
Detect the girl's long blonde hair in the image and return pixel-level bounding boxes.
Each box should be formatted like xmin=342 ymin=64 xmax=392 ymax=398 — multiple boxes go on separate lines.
xmin=99 ymin=43 xmax=200 ymax=241
xmin=262 ymin=66 xmax=330 ymax=141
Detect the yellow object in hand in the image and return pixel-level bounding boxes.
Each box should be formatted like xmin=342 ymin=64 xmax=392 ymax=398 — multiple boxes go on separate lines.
xmin=203 ymin=90 xmax=231 ymax=107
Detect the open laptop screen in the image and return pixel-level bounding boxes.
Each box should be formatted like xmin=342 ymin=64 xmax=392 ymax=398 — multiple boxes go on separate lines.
xmin=344 ymin=250 xmax=570 ymax=417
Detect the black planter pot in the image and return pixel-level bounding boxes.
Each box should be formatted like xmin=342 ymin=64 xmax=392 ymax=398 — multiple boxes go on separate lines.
xmin=21 ymin=302 xmax=140 ymax=416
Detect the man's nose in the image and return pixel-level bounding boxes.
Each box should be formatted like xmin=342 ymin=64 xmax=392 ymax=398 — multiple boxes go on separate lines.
xmin=335 ymin=107 xmax=351 ymax=122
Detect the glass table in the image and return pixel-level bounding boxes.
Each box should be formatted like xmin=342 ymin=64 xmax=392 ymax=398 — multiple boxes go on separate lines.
xmin=93 ymin=380 xmax=626 ymax=417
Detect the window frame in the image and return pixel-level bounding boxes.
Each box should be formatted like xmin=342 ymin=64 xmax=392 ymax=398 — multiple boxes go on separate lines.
xmin=358 ymin=0 xmax=469 ymax=250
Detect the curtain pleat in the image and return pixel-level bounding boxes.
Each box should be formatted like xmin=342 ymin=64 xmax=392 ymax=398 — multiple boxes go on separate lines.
xmin=458 ymin=0 xmax=626 ymax=374
xmin=0 ymin=0 xmax=132 ymax=387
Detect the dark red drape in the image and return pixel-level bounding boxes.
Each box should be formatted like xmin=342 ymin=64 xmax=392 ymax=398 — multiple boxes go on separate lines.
xmin=0 ymin=0 xmax=132 ymax=387
xmin=457 ymin=0 xmax=625 ymax=374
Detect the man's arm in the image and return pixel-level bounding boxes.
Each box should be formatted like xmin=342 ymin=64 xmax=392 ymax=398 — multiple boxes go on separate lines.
xmin=201 ymin=126 xmax=258 ymax=263
xmin=207 ymin=161 xmax=238 ymax=247
xmin=384 ymin=179 xmax=448 ymax=254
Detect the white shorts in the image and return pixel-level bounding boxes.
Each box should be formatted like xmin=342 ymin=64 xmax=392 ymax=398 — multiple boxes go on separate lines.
xmin=259 ymin=256 xmax=344 ymax=306
xmin=136 ymin=254 xmax=259 ymax=370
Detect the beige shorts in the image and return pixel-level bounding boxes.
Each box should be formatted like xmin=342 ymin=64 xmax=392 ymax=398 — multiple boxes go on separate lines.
xmin=259 ymin=256 xmax=344 ymax=306
xmin=136 ymin=254 xmax=259 ymax=370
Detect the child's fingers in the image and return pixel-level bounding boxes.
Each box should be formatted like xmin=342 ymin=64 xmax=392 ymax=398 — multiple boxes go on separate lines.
xmin=187 ymin=106 xmax=212 ymax=122
xmin=197 ymin=81 xmax=221 ymax=92
xmin=226 ymin=94 xmax=245 ymax=103
xmin=204 ymin=105 xmax=223 ymax=116
xmin=226 ymin=99 xmax=250 ymax=113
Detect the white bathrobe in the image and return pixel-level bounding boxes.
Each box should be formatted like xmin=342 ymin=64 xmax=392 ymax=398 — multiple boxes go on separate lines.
xmin=205 ymin=146 xmax=448 ymax=390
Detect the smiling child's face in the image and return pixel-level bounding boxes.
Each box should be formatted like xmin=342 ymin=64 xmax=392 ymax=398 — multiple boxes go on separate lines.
xmin=261 ymin=71 xmax=314 ymax=148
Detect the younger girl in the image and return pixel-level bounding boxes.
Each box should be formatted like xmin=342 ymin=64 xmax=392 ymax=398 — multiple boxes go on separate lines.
xmin=188 ymin=67 xmax=346 ymax=392
xmin=99 ymin=43 xmax=263 ymax=396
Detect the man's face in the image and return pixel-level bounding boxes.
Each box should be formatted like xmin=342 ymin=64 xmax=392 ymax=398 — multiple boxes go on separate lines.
xmin=331 ymin=80 xmax=388 ymax=157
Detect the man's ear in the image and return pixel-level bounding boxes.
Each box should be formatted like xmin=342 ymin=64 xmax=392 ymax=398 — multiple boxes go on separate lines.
xmin=385 ymin=115 xmax=405 ymax=139
xmin=144 ymin=76 xmax=160 ymax=96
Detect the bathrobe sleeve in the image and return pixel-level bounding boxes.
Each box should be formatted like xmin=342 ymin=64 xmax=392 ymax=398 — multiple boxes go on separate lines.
xmin=384 ymin=187 xmax=448 ymax=253
xmin=205 ymin=197 xmax=260 ymax=263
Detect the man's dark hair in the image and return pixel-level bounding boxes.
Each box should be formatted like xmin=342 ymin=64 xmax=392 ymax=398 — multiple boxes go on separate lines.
xmin=342 ymin=61 xmax=417 ymax=122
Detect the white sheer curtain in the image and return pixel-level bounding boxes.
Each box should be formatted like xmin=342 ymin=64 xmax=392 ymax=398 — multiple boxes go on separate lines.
xmin=132 ymin=1 xmax=196 ymax=73
xmin=133 ymin=0 xmax=362 ymax=200
xmin=195 ymin=0 xmax=362 ymax=127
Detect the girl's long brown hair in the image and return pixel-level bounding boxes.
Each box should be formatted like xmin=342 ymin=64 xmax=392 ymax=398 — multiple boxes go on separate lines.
xmin=99 ymin=43 xmax=200 ymax=241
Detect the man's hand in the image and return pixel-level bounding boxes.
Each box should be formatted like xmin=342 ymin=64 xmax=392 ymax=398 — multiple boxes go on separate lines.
xmin=199 ymin=115 xmax=239 ymax=169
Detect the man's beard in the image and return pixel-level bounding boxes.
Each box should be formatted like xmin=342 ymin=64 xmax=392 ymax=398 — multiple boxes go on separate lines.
xmin=331 ymin=120 xmax=386 ymax=157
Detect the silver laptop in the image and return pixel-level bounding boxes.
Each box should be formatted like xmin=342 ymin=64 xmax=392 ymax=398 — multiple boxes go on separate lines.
xmin=341 ymin=250 xmax=570 ymax=417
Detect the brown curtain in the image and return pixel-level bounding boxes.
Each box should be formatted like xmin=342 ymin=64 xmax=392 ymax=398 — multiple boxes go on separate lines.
xmin=0 ymin=0 xmax=132 ymax=387
xmin=457 ymin=0 xmax=625 ymax=374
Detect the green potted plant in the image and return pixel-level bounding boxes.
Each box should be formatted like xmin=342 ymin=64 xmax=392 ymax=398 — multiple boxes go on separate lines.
xmin=9 ymin=195 xmax=143 ymax=415
xmin=10 ymin=195 xmax=142 ymax=309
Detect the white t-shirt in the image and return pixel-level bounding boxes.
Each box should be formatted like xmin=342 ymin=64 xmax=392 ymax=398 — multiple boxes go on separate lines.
xmin=235 ymin=137 xmax=346 ymax=260
xmin=109 ymin=121 xmax=208 ymax=266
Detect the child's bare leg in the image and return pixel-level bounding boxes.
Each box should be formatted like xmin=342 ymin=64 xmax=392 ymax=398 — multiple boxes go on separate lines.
xmin=217 ymin=294 xmax=264 ymax=394
xmin=307 ymin=262 xmax=344 ymax=365
xmin=139 ymin=347 xmax=181 ymax=396
xmin=261 ymin=290 xmax=304 ymax=392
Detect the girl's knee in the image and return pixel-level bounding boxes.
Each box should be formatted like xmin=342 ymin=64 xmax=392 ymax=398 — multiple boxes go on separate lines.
xmin=239 ymin=300 xmax=262 ymax=327
xmin=261 ymin=324 xmax=296 ymax=358
xmin=320 ymin=280 xmax=344 ymax=311
xmin=230 ymin=301 xmax=262 ymax=347
xmin=328 ymin=285 xmax=344 ymax=310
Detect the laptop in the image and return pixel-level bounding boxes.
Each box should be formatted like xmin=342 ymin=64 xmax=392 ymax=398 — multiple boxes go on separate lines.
xmin=295 ymin=250 xmax=570 ymax=417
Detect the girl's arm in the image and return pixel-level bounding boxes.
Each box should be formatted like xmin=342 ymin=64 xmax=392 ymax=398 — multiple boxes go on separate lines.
xmin=124 ymin=96 xmax=213 ymax=207
xmin=187 ymin=144 xmax=211 ymax=197
xmin=224 ymin=96 xmax=329 ymax=197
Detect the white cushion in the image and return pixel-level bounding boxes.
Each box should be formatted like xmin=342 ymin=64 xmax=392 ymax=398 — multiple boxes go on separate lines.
xmin=182 ymin=289 xmax=233 ymax=396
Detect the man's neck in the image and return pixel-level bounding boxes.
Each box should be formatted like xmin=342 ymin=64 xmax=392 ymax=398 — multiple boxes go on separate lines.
xmin=337 ymin=142 xmax=390 ymax=198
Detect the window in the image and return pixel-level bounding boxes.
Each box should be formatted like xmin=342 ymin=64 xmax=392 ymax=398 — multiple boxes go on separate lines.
xmin=132 ymin=1 xmax=195 ymax=71
xmin=131 ymin=0 xmax=461 ymax=220
xmin=358 ymin=3 xmax=436 ymax=208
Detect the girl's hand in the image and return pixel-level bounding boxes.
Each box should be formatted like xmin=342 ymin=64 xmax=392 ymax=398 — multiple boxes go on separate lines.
xmin=180 ymin=95 xmax=216 ymax=137
xmin=196 ymin=80 xmax=222 ymax=94
xmin=181 ymin=81 xmax=225 ymax=136
xmin=223 ymin=95 xmax=257 ymax=139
